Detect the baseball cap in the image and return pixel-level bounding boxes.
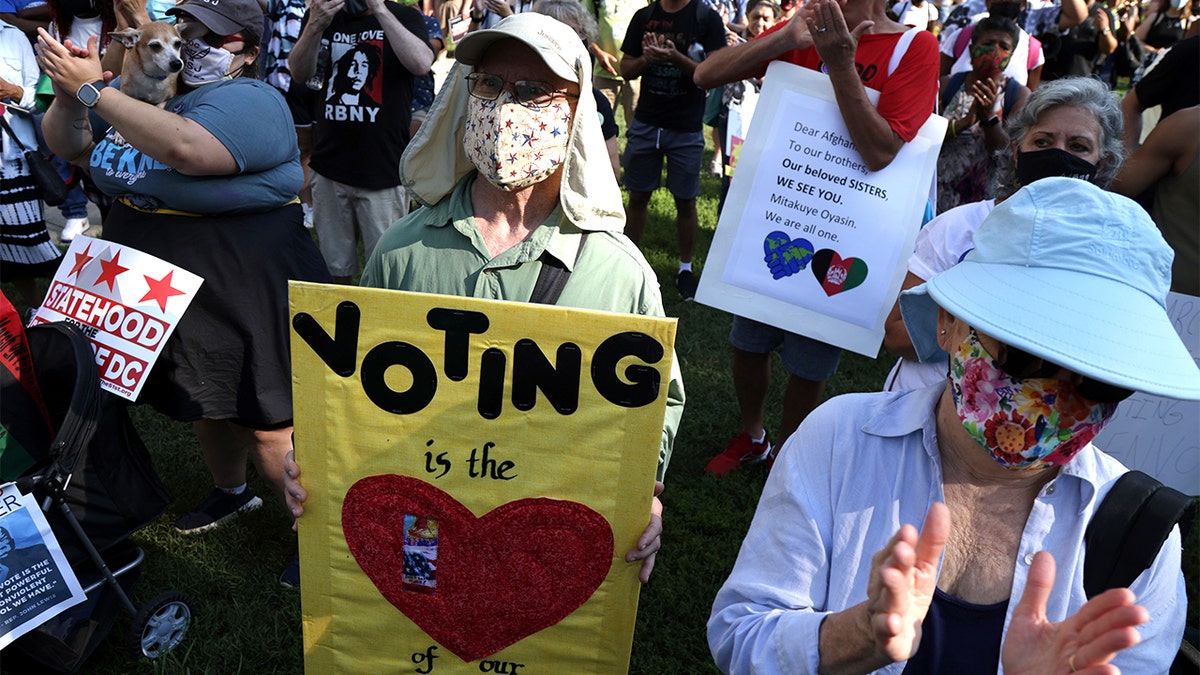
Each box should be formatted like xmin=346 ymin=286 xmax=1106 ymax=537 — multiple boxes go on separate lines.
xmin=900 ymin=177 xmax=1200 ymax=400
xmin=168 ymin=0 xmax=264 ymax=44
xmin=453 ymin=13 xmax=585 ymax=84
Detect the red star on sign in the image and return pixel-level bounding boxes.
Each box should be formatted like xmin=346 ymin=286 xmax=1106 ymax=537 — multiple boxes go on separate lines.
xmin=140 ymin=270 xmax=186 ymax=312
xmin=67 ymin=242 xmax=95 ymax=279
xmin=93 ymin=250 xmax=129 ymax=292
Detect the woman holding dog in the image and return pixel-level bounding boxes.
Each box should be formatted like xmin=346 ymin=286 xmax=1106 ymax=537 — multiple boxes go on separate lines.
xmin=36 ymin=0 xmax=330 ymax=541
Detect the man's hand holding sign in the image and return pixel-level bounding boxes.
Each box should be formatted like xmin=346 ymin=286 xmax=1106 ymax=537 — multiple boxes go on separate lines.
xmin=283 ymin=14 xmax=684 ymax=674
xmin=288 ymin=288 xmax=677 ymax=673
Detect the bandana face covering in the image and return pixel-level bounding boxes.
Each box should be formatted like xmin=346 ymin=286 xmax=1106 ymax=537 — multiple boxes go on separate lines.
xmin=1016 ymin=147 xmax=1099 ymax=185
xmin=949 ymin=331 xmax=1117 ymax=469
xmin=464 ymin=91 xmax=572 ymax=192
xmin=182 ymin=39 xmax=236 ymax=87
xmin=970 ymin=43 xmax=1013 ymax=78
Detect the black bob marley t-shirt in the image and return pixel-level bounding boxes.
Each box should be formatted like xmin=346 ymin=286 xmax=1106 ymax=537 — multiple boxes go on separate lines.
xmin=306 ymin=3 xmax=430 ymax=189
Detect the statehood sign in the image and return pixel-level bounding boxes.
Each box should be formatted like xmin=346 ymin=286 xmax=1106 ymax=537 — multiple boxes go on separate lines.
xmin=291 ymin=283 xmax=675 ymax=674
xmin=698 ymin=60 xmax=946 ymax=356
xmin=0 ymin=482 xmax=86 ymax=648
xmin=30 ymin=237 xmax=202 ymax=401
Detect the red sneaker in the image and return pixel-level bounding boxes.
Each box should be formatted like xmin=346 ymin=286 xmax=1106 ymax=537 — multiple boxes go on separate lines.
xmin=706 ymin=432 xmax=772 ymax=476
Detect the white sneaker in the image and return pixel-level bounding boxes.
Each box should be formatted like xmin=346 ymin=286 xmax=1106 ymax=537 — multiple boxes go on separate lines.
xmin=302 ymin=204 xmax=314 ymax=229
xmin=61 ymin=217 xmax=89 ymax=243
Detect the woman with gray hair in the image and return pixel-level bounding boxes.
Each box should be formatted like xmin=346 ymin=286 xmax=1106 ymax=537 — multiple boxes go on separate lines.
xmin=989 ymin=76 xmax=1124 ymax=201
xmin=531 ymin=0 xmax=598 ymax=43
xmin=531 ymin=0 xmax=621 ymax=181
xmin=882 ymin=76 xmax=1124 ymax=391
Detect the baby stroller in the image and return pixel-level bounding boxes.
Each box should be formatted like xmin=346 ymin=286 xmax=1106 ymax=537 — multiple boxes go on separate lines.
xmin=0 ymin=314 xmax=193 ymax=672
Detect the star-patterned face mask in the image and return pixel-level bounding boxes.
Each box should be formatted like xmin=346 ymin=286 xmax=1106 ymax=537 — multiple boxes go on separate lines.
xmin=464 ymin=91 xmax=572 ymax=192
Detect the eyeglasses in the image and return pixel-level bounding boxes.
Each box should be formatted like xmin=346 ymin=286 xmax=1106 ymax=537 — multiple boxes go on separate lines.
xmin=969 ymin=328 xmax=1134 ymax=403
xmin=465 ymin=72 xmax=578 ymax=109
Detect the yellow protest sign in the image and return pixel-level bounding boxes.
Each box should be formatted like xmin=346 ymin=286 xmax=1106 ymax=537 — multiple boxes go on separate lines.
xmin=290 ymin=282 xmax=675 ymax=674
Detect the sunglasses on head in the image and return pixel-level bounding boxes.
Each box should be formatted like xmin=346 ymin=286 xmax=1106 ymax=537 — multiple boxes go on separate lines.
xmin=970 ymin=328 xmax=1134 ymax=403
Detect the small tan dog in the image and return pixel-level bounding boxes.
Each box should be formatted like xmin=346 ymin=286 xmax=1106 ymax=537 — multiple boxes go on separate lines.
xmin=109 ymin=22 xmax=183 ymax=107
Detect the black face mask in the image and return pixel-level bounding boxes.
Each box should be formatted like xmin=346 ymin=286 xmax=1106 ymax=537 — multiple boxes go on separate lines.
xmin=990 ymin=1 xmax=1022 ymax=19
xmin=345 ymin=0 xmax=369 ymax=17
xmin=1016 ymin=147 xmax=1099 ymax=186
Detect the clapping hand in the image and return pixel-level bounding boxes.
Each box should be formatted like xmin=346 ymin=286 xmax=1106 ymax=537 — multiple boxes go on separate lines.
xmin=35 ymin=30 xmax=107 ymax=104
xmin=1001 ymin=552 xmax=1148 ymax=675
xmin=642 ymin=33 xmax=677 ymax=63
xmin=803 ymin=0 xmax=872 ymax=73
xmin=969 ymin=76 xmax=1001 ymax=124
xmin=863 ymin=502 xmax=950 ymax=662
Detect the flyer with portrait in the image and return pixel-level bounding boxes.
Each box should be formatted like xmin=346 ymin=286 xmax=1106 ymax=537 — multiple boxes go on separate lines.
xmin=0 ymin=482 xmax=86 ymax=648
xmin=697 ymin=60 xmax=946 ymax=356
xmin=291 ymin=283 xmax=675 ymax=674
xmin=29 ymin=237 xmax=203 ymax=401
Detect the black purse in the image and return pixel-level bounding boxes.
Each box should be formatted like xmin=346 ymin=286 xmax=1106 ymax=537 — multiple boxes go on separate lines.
xmin=0 ymin=112 xmax=69 ymax=206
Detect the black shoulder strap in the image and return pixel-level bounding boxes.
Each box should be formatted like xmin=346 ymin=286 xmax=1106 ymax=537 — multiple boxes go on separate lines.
xmin=943 ymin=71 xmax=968 ymax=109
xmin=1083 ymin=470 xmax=1197 ymax=599
xmin=0 ymin=114 xmax=31 ymax=153
xmin=695 ymin=0 xmax=713 ymax=42
xmin=529 ymin=232 xmax=590 ymax=305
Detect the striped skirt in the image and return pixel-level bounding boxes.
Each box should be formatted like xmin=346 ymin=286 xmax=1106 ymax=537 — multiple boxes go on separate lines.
xmin=0 ymin=154 xmax=62 ymax=281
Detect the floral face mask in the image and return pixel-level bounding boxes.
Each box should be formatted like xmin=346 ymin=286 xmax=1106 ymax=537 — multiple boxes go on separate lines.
xmin=969 ymin=43 xmax=1013 ymax=78
xmin=463 ymin=91 xmax=572 ymax=192
xmin=948 ymin=330 xmax=1117 ymax=469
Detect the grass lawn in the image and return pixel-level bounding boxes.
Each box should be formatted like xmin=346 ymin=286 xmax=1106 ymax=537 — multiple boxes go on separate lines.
xmin=3 ymin=115 xmax=1195 ymax=674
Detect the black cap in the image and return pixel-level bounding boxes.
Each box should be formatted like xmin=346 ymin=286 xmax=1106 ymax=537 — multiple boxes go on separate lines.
xmin=168 ymin=0 xmax=264 ymax=44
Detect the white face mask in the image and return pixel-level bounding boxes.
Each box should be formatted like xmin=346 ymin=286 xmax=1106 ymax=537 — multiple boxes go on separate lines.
xmin=182 ymin=39 xmax=236 ymax=87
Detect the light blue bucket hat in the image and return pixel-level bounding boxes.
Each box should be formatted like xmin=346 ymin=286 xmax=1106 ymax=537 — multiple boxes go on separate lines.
xmin=900 ymin=177 xmax=1200 ymax=400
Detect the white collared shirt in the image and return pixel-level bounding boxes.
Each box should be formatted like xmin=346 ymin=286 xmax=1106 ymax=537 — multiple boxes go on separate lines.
xmin=708 ymin=383 xmax=1186 ymax=674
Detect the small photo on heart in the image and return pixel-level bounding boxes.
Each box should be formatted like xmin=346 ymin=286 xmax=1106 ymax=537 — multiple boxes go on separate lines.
xmin=403 ymin=514 xmax=439 ymax=593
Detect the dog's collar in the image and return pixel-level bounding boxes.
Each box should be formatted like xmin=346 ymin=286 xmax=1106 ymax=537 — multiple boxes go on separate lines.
xmin=147 ymin=73 xmax=169 ymax=81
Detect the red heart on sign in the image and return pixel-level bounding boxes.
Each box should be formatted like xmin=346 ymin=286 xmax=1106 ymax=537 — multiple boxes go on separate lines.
xmin=341 ymin=475 xmax=614 ymax=662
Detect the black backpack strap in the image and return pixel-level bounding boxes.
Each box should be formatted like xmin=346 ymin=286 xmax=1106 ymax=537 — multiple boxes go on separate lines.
xmin=529 ymin=232 xmax=589 ymax=305
xmin=1083 ymin=470 xmax=1197 ymax=599
xmin=942 ymin=71 xmax=969 ymax=110
xmin=1001 ymin=76 xmax=1020 ymax=118
xmin=695 ymin=0 xmax=712 ymax=33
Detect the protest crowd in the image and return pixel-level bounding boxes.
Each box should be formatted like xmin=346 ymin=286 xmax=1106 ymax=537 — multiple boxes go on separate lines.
xmin=1 ymin=0 xmax=1198 ymax=668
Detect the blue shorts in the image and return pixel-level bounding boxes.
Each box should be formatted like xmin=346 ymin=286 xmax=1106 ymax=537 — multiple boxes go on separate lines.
xmin=622 ymin=119 xmax=704 ymax=199
xmin=729 ymin=314 xmax=843 ymax=382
